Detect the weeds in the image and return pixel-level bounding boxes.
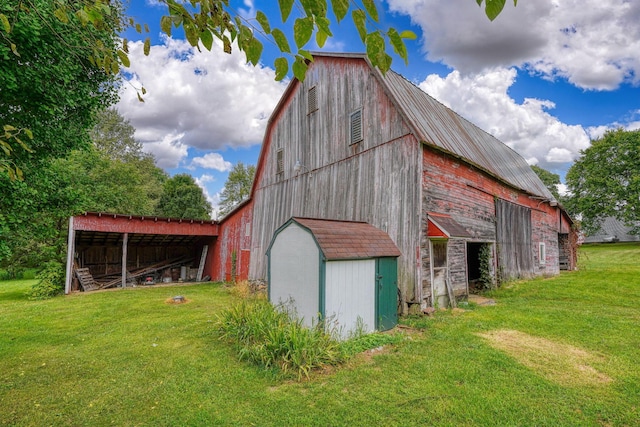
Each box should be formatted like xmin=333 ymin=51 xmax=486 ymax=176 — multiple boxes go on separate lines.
xmin=215 ymin=299 xmax=345 ymax=379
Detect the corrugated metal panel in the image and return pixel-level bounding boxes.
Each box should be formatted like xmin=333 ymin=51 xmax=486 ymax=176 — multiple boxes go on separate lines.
xmin=380 ymin=70 xmax=555 ymax=201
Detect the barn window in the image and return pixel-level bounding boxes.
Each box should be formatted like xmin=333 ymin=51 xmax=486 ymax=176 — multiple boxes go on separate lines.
xmin=350 ymin=108 xmax=363 ymax=145
xmin=308 ymin=86 xmax=318 ymax=113
xmin=539 ymin=242 xmax=546 ymax=265
xmin=276 ymin=149 xmax=284 ymax=178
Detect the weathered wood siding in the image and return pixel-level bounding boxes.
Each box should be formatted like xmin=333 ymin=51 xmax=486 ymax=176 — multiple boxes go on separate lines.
xmin=250 ymin=57 xmax=422 ymax=302
xmin=421 ymin=147 xmax=563 ymax=304
xmin=211 ymin=202 xmax=253 ymax=282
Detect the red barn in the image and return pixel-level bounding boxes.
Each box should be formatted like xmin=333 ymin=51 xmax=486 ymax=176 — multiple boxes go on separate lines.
xmin=66 ymin=52 xmax=576 ymax=312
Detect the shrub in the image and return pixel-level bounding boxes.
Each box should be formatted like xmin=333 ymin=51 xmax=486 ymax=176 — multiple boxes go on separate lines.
xmin=215 ymin=300 xmax=345 ymax=379
xmin=27 ymin=261 xmax=65 ymax=300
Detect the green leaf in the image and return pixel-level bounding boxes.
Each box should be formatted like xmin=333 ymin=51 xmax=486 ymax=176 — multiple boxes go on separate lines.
xmin=274 ymin=57 xmax=288 ymax=81
xmin=271 ymin=29 xmax=291 ymax=53
xmin=351 ymin=10 xmax=367 ymax=42
xmin=331 ymin=0 xmax=349 ymax=22
xmin=160 ymin=16 xmax=172 ymax=37
xmin=400 ymin=30 xmax=418 ymax=40
xmin=293 ymin=17 xmax=314 ymax=48
xmin=245 ymin=37 xmax=263 ymax=66
xmin=387 ymin=28 xmax=408 ymax=64
xmin=362 ymin=0 xmax=379 ymax=23
xmin=366 ymin=31 xmax=391 ymax=73
xmin=0 ymin=13 xmax=11 ymax=33
xmin=117 ymin=49 xmax=130 ymax=68
xmin=122 ymin=38 xmax=129 ymax=54
xmin=298 ymin=50 xmax=314 ymax=62
xmin=200 ymin=30 xmax=213 ymax=51
xmin=484 ymin=0 xmax=507 ymax=21
xmin=3 ymin=125 xmax=16 ymax=132
xmin=316 ymin=29 xmax=328 ymax=48
xmin=75 ymin=9 xmax=90 ymax=26
xmin=53 ymin=8 xmax=69 ymax=24
xmin=256 ymin=11 xmax=271 ymax=34
xmin=278 ymin=0 xmax=295 ymax=22
xmin=24 ymin=129 xmax=33 ymax=140
xmin=143 ymin=37 xmax=151 ymax=56
xmin=184 ymin=23 xmax=199 ymax=47
xmin=10 ymin=43 xmax=19 ymax=56
xmin=292 ymin=57 xmax=308 ymax=82
xmin=315 ymin=17 xmax=332 ymax=37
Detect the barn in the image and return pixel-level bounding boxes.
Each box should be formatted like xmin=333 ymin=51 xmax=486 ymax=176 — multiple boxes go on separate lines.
xmin=267 ymin=217 xmax=400 ymax=337
xmin=66 ymin=52 xmax=577 ymax=315
xmin=233 ymin=52 xmax=577 ymax=312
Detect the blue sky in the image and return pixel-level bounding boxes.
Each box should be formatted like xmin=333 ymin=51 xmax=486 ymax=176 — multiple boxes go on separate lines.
xmin=117 ymin=0 xmax=640 ymax=217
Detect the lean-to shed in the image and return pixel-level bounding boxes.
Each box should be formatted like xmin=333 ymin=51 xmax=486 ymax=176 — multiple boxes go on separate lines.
xmin=267 ymin=217 xmax=401 ymax=336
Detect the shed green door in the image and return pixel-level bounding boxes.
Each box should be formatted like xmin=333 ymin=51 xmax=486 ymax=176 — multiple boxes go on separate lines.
xmin=376 ymin=257 xmax=398 ymax=331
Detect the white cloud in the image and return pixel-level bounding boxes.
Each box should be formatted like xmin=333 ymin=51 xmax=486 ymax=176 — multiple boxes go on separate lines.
xmin=388 ymin=0 xmax=640 ymax=90
xmin=142 ymin=132 xmax=188 ymax=168
xmin=418 ymin=68 xmax=591 ymax=172
xmin=117 ymin=36 xmax=286 ymax=162
xmin=191 ymin=153 xmax=232 ymax=171
xmin=194 ymin=174 xmax=216 ymax=215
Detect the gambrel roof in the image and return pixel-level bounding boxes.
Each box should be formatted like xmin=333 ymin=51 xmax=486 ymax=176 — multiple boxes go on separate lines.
xmin=259 ymin=52 xmax=555 ymax=203
xmin=283 ymin=217 xmax=401 ymax=261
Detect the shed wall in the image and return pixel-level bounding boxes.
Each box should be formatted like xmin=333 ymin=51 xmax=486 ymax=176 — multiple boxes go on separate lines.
xmin=269 ymin=223 xmax=320 ymax=326
xmin=325 ymin=259 xmax=376 ymax=337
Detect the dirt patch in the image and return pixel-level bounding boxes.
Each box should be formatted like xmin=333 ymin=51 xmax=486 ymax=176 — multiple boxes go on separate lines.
xmin=164 ymin=296 xmax=191 ymax=305
xmin=477 ymin=329 xmax=612 ymax=387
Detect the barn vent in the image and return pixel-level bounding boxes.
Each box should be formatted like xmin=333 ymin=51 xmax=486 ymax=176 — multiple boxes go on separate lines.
xmin=308 ymin=86 xmax=318 ymax=113
xmin=350 ymin=109 xmax=363 ymax=144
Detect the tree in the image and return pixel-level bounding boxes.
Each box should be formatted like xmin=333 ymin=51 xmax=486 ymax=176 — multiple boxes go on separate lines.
xmin=218 ymin=162 xmax=256 ymax=217
xmin=565 ymin=129 xmax=640 ymax=235
xmin=0 ymin=0 xmax=122 ymax=177
xmin=156 ymin=174 xmax=212 ymax=220
xmin=531 ymin=165 xmax=561 ymax=200
xmin=0 ymin=109 xmax=167 ymax=268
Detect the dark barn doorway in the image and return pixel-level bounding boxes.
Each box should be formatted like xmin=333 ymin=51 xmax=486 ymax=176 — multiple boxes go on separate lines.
xmin=467 ymin=242 xmax=490 ymax=292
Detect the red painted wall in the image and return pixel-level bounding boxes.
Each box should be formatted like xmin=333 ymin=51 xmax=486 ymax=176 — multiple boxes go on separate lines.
xmin=421 ymin=147 xmax=571 ymax=297
xmin=210 ymin=201 xmax=254 ymax=282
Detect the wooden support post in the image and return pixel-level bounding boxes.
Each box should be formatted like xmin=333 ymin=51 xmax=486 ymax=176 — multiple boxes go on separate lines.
xmin=65 ymin=217 xmax=75 ymax=295
xmin=122 ymin=233 xmax=128 ymax=288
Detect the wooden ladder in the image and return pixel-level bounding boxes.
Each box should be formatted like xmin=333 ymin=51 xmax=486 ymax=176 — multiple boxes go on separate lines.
xmin=445 ymin=277 xmax=457 ymax=308
xmin=75 ymin=268 xmax=99 ymax=292
xmin=196 ymin=245 xmax=208 ymax=282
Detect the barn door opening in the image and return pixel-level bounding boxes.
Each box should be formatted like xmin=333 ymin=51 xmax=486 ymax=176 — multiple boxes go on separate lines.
xmin=375 ymin=257 xmax=398 ymax=331
xmin=467 ymin=242 xmax=492 ymax=292
xmin=430 ymin=240 xmax=449 ymax=308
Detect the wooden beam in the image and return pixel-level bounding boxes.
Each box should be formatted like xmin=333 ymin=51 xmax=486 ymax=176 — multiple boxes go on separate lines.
xmin=65 ymin=217 xmax=76 ymax=295
xmin=121 ymin=233 xmax=128 ymax=288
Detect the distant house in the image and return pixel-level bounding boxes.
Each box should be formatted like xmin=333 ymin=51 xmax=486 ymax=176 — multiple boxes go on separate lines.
xmin=222 ymin=52 xmax=576 ymax=313
xmin=583 ymin=217 xmax=640 ymax=243
xmin=66 ymin=52 xmax=577 ymax=315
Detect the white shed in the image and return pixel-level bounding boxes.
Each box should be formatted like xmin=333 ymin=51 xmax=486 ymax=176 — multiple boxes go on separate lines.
xmin=266 ymin=217 xmax=401 ymax=337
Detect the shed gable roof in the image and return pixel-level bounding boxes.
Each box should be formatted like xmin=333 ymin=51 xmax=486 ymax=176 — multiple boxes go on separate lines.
xmin=292 ymin=217 xmax=401 ymax=260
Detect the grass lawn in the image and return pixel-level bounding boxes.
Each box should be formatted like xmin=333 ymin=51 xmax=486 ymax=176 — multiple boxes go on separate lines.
xmin=1 ymin=243 xmax=639 ymax=426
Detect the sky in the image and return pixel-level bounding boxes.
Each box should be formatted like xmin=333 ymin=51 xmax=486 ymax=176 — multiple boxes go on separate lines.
xmin=117 ymin=0 xmax=640 ymax=217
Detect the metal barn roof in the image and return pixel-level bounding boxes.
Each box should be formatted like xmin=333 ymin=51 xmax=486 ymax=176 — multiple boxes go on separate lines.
xmin=309 ymin=52 xmax=555 ymax=201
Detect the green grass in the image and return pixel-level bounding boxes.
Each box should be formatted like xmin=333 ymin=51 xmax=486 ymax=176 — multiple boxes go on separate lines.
xmin=1 ymin=243 xmax=639 ymax=426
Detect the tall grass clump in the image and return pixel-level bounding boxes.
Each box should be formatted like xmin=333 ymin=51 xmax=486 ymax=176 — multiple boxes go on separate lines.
xmin=215 ymin=299 xmax=345 ymax=379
